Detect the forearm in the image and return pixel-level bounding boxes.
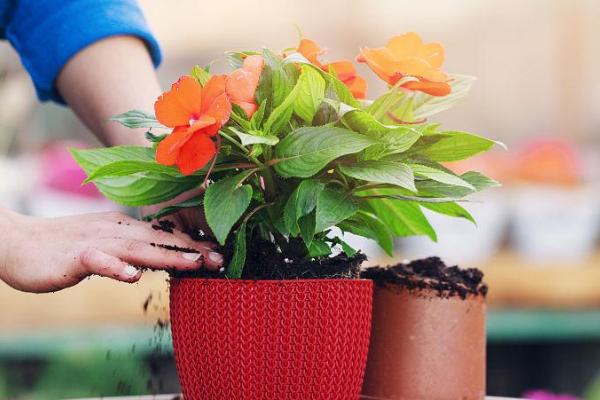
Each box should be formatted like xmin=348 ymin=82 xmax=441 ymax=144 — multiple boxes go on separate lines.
xmin=56 ymin=36 xmax=161 ymax=146
xmin=0 ymin=208 xmax=23 ymax=285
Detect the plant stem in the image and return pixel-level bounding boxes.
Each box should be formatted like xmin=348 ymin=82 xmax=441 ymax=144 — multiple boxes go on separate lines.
xmin=219 ymin=129 xmax=262 ymax=165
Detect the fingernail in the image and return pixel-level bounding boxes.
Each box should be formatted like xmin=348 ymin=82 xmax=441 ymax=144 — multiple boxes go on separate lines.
xmin=125 ymin=265 xmax=139 ymax=277
xmin=208 ymin=252 xmax=223 ymax=264
xmin=183 ymin=252 xmax=202 ymax=262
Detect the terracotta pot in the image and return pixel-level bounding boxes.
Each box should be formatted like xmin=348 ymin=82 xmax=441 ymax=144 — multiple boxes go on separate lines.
xmin=170 ymin=278 xmax=373 ymax=400
xmin=362 ymin=286 xmax=486 ymax=400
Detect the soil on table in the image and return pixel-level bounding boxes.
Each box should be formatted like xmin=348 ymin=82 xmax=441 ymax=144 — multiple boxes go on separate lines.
xmin=151 ymin=220 xmax=366 ymax=280
xmin=361 ymin=257 xmax=488 ymax=299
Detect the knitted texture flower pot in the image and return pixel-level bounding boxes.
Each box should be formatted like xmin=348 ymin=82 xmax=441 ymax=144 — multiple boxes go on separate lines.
xmin=170 ymin=278 xmax=373 ymax=400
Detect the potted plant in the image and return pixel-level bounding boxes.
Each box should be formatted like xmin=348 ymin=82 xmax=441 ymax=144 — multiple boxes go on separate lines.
xmin=71 ymin=32 xmax=499 ymax=399
xmin=353 ymin=33 xmax=499 ymax=400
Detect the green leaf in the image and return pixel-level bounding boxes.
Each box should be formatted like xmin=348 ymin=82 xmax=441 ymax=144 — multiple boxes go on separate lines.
xmin=84 ymin=160 xmax=184 ymax=182
xmin=329 ymin=236 xmax=358 ymax=257
xmin=70 ymin=146 xmax=198 ymax=206
xmin=226 ymin=52 xmax=245 ymax=69
xmin=367 ymin=89 xmax=409 ymax=122
xmin=461 ymin=171 xmax=501 ymax=191
xmin=408 ymin=131 xmax=498 ymax=162
xmin=230 ymin=104 xmax=252 ymax=130
xmin=339 ymin=160 xmax=416 ymax=192
xmin=416 ymin=171 xmax=500 ymax=198
xmin=307 ymin=239 xmax=332 ymax=258
xmin=109 ymin=110 xmax=165 ymax=129
xmin=250 ymin=100 xmax=267 ymax=129
xmin=366 ymin=190 xmax=437 ymax=241
xmin=315 ymin=187 xmax=358 ymax=232
xmin=294 ymin=64 xmax=326 ymax=123
xmin=191 ymin=65 xmax=211 ymax=86
xmin=204 ymin=170 xmax=255 ymax=245
xmin=274 ymin=126 xmax=377 ymax=178
xmin=226 ymin=223 xmax=247 ymax=278
xmin=421 ymin=202 xmax=475 ymax=224
xmin=409 ymin=163 xmax=475 ymax=189
xmin=325 ymin=66 xmax=361 ymax=108
xmin=298 ymin=212 xmax=317 ymax=245
xmin=145 ymin=131 xmax=167 ymax=143
xmin=341 ymin=109 xmax=425 ymax=159
xmin=412 ymin=74 xmax=476 ymax=120
xmin=263 ymin=48 xmax=295 ymax=108
xmin=229 ymin=127 xmax=279 ymax=146
xmin=283 ymin=53 xmax=360 ymax=108
xmin=263 ymin=84 xmax=299 ymax=134
xmin=338 ymin=211 xmax=394 ymax=256
xmin=141 ymin=196 xmax=204 ymax=222
xmin=283 ymin=179 xmax=325 ymax=233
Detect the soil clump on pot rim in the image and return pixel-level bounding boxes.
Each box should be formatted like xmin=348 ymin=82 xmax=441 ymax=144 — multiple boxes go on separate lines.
xmin=361 ymin=256 xmax=488 ymax=299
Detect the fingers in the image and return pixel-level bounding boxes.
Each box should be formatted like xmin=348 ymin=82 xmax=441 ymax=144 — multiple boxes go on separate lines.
xmin=105 ymin=239 xmax=207 ymax=271
xmin=80 ymin=247 xmax=142 ymax=283
xmin=120 ymin=220 xmax=223 ymax=270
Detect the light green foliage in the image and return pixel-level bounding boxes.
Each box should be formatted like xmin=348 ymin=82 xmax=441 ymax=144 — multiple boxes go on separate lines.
xmin=274 ymin=126 xmax=377 ymax=178
xmin=204 ymin=170 xmax=255 ymax=245
xmin=73 ymin=44 xmax=501 ymax=277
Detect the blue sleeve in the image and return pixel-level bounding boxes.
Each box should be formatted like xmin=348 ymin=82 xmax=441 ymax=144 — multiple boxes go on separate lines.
xmin=5 ymin=0 xmax=162 ymax=104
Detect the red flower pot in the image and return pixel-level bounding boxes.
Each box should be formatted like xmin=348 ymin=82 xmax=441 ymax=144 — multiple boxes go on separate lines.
xmin=170 ymin=278 xmax=373 ymax=400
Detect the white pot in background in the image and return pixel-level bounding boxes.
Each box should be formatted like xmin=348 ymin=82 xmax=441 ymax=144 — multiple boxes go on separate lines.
xmin=399 ymin=190 xmax=508 ymax=267
xmin=509 ymin=184 xmax=600 ymax=264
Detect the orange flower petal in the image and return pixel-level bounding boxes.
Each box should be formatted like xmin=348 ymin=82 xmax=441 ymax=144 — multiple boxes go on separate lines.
xmin=226 ymin=55 xmax=264 ymax=118
xmin=188 ymin=115 xmax=217 ymax=134
xmin=418 ymin=42 xmax=445 ymax=69
xmin=154 ymin=76 xmax=202 ymax=127
xmin=386 ymin=33 xmax=422 ymax=59
xmin=345 ymin=75 xmax=368 ymax=99
xmin=326 ymin=60 xmax=357 ymax=82
xmin=359 ymin=32 xmax=450 ymax=89
xmin=194 ymin=75 xmax=231 ymax=136
xmin=156 ymin=126 xmax=194 ymax=166
xmin=396 ymin=57 xmax=447 ymax=82
xmin=200 ymin=75 xmax=229 ymax=122
xmin=236 ymin=101 xmax=259 ymax=118
xmin=357 ymin=47 xmax=402 ymax=84
xmin=176 ymin=133 xmax=217 ymax=176
xmin=202 ymin=92 xmax=231 ymax=136
xmin=402 ymin=80 xmax=451 ymax=97
xmin=298 ymin=38 xmax=325 ymax=68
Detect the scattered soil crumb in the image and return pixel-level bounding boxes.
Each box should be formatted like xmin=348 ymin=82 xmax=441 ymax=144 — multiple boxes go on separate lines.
xmin=152 ymin=220 xmax=176 ymax=234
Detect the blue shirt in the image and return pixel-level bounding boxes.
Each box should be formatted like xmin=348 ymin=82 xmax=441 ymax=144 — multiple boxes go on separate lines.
xmin=0 ymin=0 xmax=161 ymax=103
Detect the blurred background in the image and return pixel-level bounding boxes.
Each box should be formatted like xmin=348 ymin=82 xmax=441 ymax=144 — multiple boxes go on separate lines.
xmin=1 ymin=0 xmax=600 ymax=398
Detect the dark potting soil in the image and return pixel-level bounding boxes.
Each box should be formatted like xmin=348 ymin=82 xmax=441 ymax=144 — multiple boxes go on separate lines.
xmin=361 ymin=256 xmax=488 ymax=299
xmin=175 ymin=230 xmax=366 ymax=280
xmin=147 ymin=219 xmax=365 ymax=279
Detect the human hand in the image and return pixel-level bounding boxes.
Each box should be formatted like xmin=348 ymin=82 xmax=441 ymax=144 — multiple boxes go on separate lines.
xmin=0 ymin=209 xmax=223 ymax=293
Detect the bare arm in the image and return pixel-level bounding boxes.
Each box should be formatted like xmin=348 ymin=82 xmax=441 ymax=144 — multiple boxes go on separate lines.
xmin=0 ymin=36 xmax=222 ymax=293
xmin=56 ymin=35 xmax=160 ymax=146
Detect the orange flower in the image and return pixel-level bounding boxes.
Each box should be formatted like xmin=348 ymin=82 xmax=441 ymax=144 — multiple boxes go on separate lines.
xmin=226 ymin=55 xmax=264 ymax=118
xmin=356 ymin=32 xmax=451 ymax=97
xmin=154 ymin=75 xmax=232 ymax=175
xmin=297 ymin=38 xmax=367 ymax=99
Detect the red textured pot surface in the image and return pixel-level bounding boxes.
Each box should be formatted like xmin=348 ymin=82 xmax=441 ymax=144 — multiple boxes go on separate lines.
xmin=362 ymin=286 xmax=486 ymax=400
xmin=170 ymin=278 xmax=373 ymax=400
